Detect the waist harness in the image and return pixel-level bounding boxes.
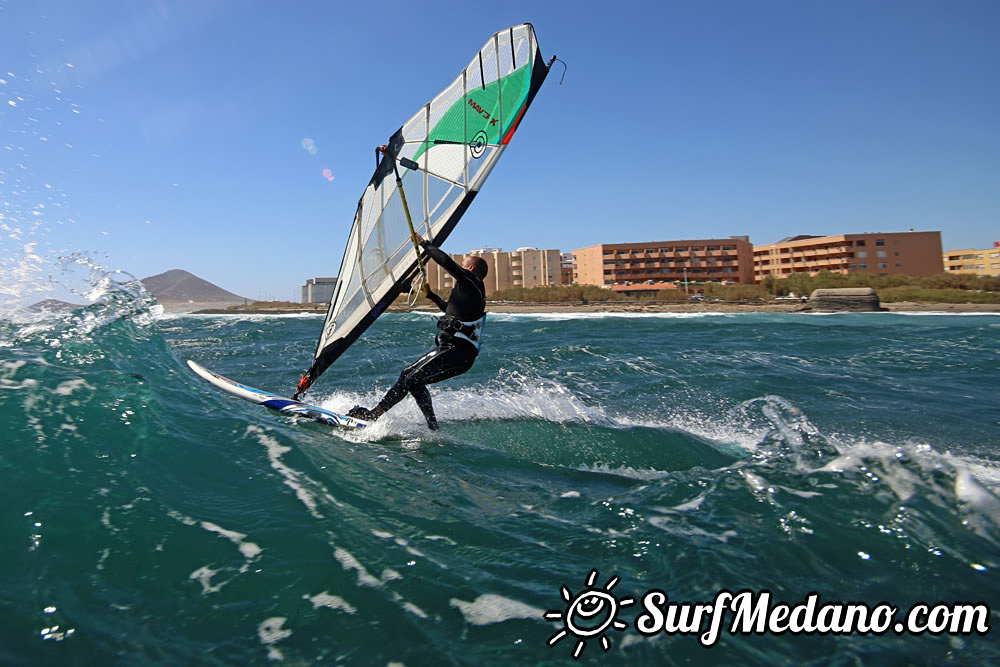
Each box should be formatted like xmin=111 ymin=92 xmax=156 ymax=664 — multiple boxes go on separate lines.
xmin=436 ymin=314 xmax=486 ymax=351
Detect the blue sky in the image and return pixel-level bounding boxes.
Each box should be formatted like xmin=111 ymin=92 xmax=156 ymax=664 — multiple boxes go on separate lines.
xmin=3 ymin=0 xmax=998 ymax=301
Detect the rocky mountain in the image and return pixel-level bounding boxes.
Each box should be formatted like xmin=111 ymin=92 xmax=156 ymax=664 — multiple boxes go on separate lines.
xmin=28 ymin=299 xmax=83 ymax=312
xmin=140 ymin=269 xmax=248 ymax=312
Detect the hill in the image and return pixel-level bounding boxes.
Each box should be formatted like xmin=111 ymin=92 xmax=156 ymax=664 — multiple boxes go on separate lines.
xmin=28 ymin=299 xmax=84 ymax=312
xmin=140 ymin=269 xmax=248 ymax=312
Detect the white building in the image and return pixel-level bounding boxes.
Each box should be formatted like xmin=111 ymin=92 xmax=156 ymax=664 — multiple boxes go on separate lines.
xmin=301 ymin=277 xmax=338 ymax=304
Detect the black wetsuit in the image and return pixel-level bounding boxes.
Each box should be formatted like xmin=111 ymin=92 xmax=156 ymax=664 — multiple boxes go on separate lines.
xmin=368 ymin=241 xmax=485 ymax=429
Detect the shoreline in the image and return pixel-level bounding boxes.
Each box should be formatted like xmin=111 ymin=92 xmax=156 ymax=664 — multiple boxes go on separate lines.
xmin=180 ymin=301 xmax=1000 ymax=315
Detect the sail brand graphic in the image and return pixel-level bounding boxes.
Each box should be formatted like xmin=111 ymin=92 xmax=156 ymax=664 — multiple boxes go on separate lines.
xmin=544 ymin=572 xmax=991 ymax=659
xmin=470 ymin=130 xmax=489 ymax=159
xmin=467 ymin=98 xmax=499 ymax=126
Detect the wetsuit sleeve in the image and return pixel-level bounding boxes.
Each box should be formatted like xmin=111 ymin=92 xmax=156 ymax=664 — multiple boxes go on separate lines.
xmin=425 ymin=288 xmax=447 ymax=312
xmin=421 ymin=241 xmax=471 ymax=284
xmin=420 ymin=240 xmax=486 ymax=321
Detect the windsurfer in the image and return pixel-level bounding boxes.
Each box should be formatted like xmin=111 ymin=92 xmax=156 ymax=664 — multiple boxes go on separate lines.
xmin=347 ymin=235 xmax=488 ymax=430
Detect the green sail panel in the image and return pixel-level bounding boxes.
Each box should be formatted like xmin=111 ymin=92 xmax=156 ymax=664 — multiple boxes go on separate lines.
xmin=411 ymin=66 xmax=531 ymax=163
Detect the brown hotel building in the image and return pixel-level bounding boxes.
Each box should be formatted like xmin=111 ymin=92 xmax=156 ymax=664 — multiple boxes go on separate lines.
xmin=753 ymin=231 xmax=943 ymax=281
xmin=572 ymin=231 xmax=943 ymax=287
xmin=943 ymin=245 xmax=1000 ymax=277
xmin=573 ymin=238 xmax=755 ymax=286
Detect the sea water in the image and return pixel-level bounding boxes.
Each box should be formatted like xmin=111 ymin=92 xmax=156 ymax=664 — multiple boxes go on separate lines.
xmin=2 ymin=283 xmax=998 ymax=664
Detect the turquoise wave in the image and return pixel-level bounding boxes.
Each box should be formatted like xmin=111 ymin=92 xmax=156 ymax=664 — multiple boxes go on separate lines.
xmin=2 ymin=289 xmax=998 ymax=664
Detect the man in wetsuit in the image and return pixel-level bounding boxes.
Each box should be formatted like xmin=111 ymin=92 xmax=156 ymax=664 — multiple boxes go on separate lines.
xmin=347 ymin=235 xmax=487 ymax=430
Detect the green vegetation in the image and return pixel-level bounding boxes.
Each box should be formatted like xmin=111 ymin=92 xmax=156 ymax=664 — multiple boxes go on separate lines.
xmin=646 ymin=290 xmax=689 ymax=301
xmin=702 ymin=283 xmax=769 ymax=300
xmin=761 ymin=271 xmax=1000 ymax=303
xmin=225 ymin=274 xmax=1000 ymax=310
xmin=488 ymin=285 xmax=699 ymax=302
xmin=489 ymin=285 xmax=629 ymax=303
xmin=481 ymin=272 xmax=999 ymax=305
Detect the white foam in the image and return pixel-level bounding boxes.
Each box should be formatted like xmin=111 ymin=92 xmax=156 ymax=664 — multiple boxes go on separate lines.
xmin=955 ymin=469 xmax=1000 ymax=530
xmin=166 ymin=510 xmax=263 ymax=587
xmin=617 ymin=410 xmax=760 ymax=454
xmin=575 ymin=463 xmax=673 ymax=481
xmin=742 ymin=471 xmax=772 ymax=494
xmin=309 ymin=376 xmax=610 ymax=439
xmin=668 ymin=493 xmax=707 ymax=512
xmin=200 ymin=521 xmax=262 ymax=564
xmin=333 ymin=547 xmax=381 ymax=588
xmin=304 ymin=591 xmax=357 ymax=614
xmin=52 ymin=378 xmax=92 ymax=396
xmin=189 ymin=566 xmax=223 ymax=594
xmin=647 ymin=516 xmax=738 ymax=542
xmin=443 ymin=375 xmax=611 ymax=425
xmin=381 ymin=568 xmax=403 ymax=583
xmin=400 ymin=600 xmax=429 ymax=619
xmin=1 ymin=358 xmax=44 ymax=394
xmin=777 ymin=424 xmax=1000 ymax=536
xmin=245 ymin=425 xmax=322 ymax=518
xmin=258 ymin=617 xmax=291 ymax=659
xmin=449 ymin=593 xmax=542 ymax=625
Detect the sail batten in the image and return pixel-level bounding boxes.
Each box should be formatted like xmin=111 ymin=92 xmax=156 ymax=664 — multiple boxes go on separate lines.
xmin=301 ymin=24 xmax=551 ymax=392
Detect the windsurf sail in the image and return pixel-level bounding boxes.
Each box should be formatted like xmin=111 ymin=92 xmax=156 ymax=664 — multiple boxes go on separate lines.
xmin=293 ymin=24 xmax=553 ymax=399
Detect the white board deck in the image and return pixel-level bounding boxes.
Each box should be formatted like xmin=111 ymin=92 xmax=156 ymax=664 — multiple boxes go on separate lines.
xmin=187 ymin=360 xmax=368 ymax=430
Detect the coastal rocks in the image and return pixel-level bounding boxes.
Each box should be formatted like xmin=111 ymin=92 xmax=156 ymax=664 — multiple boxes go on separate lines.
xmin=808 ymin=287 xmax=885 ymax=312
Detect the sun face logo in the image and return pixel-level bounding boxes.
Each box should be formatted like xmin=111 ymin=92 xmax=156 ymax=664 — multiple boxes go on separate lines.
xmin=545 ymin=569 xmax=634 ymax=659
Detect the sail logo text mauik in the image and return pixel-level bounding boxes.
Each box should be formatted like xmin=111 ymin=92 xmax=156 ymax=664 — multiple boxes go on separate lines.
xmin=468 ymin=98 xmax=499 ymax=126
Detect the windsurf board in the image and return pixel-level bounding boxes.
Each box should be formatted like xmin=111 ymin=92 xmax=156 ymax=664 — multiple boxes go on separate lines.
xmin=187 ymin=359 xmax=368 ymax=430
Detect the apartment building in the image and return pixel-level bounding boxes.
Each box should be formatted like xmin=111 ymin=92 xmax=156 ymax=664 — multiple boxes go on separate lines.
xmin=572 ymin=238 xmax=755 ymax=287
xmin=423 ymin=247 xmax=563 ymax=296
xmin=301 ymin=277 xmax=338 ymax=303
xmin=943 ymin=245 xmax=1000 ymax=277
xmin=560 ymin=252 xmax=574 ymax=285
xmin=752 ymin=232 xmax=943 ymax=281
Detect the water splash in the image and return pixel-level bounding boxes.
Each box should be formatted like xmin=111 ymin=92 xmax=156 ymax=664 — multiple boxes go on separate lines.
xmin=736 ymin=395 xmax=836 ymax=468
xmin=0 ymin=252 xmax=161 ymax=366
xmin=1 ymin=60 xmax=83 ymax=313
xmin=728 ymin=394 xmax=1000 ymax=564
